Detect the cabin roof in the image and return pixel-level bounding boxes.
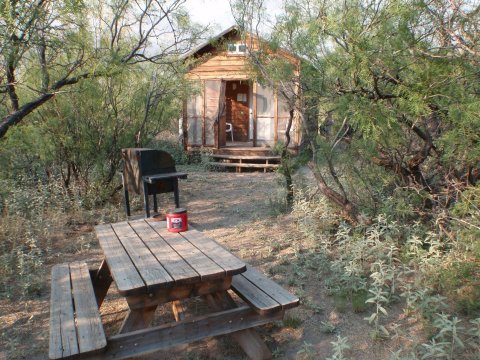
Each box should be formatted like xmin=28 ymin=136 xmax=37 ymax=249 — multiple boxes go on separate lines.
xmin=181 ymin=25 xmax=299 ymax=62
xmin=181 ymin=25 xmax=240 ymax=60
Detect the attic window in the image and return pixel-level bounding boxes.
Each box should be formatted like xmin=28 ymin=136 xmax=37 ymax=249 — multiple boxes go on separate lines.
xmin=227 ymin=42 xmax=247 ymax=55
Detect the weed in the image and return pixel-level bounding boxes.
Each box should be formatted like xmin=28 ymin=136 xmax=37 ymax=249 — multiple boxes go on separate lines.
xmin=297 ymin=341 xmax=317 ymax=359
xmin=307 ymin=301 xmax=323 ymax=315
xmin=351 ymin=289 xmax=369 ymax=313
xmin=321 ymin=321 xmax=337 ymax=334
xmin=283 ymin=315 xmax=303 ymax=329
xmin=272 ymin=347 xmax=284 ymax=358
xmin=326 ymin=335 xmax=350 ymax=360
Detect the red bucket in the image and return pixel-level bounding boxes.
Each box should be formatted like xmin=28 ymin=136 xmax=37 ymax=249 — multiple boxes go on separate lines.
xmin=166 ymin=208 xmax=188 ymax=232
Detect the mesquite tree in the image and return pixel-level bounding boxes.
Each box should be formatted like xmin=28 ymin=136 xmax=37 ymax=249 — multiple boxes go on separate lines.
xmin=0 ymin=0 xmax=205 ymax=139
xmin=233 ymin=0 xmax=479 ymax=222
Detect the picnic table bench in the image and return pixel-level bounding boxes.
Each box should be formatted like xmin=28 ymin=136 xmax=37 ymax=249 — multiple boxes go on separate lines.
xmin=49 ymin=219 xmax=299 ymax=359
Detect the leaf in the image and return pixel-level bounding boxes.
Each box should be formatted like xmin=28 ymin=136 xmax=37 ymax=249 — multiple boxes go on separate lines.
xmin=378 ymin=306 xmax=388 ymax=316
xmin=364 ymin=313 xmax=377 ymax=323
xmin=379 ymin=325 xmax=390 ymax=336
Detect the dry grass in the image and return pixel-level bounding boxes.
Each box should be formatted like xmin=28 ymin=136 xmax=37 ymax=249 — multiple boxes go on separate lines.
xmin=0 ymin=167 xmax=461 ymax=359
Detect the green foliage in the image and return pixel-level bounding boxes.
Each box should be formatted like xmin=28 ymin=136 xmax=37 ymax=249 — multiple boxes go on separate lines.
xmin=320 ymin=320 xmax=337 ymax=334
xmin=297 ymin=341 xmax=318 ymax=359
xmin=0 ymin=172 xmax=126 ymax=300
xmin=283 ymin=314 xmax=303 ymax=329
xmin=326 ymin=335 xmax=351 ymax=360
xmin=0 ymin=63 xmax=187 ymax=205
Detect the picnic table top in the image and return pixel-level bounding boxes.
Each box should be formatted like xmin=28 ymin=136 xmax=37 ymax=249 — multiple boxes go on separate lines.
xmin=94 ymin=219 xmax=246 ymax=296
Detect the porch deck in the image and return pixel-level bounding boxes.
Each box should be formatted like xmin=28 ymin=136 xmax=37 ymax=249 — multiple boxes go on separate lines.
xmin=213 ymin=141 xmax=274 ymax=156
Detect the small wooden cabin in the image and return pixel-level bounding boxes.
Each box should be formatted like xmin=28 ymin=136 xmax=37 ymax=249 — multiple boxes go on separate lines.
xmin=182 ymin=26 xmax=301 ymax=155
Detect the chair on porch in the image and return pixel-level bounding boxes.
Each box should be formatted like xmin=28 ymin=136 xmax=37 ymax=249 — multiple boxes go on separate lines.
xmin=226 ymin=122 xmax=234 ymax=142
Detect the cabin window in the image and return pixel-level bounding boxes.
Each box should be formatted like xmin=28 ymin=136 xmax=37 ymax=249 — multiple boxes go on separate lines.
xmin=227 ymin=42 xmax=247 ymax=55
xmin=237 ymin=93 xmax=247 ymax=102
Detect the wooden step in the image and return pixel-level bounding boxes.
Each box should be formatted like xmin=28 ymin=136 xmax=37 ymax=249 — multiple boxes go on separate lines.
xmin=212 ymin=148 xmax=274 ymax=156
xmin=209 ymin=161 xmax=279 ymax=170
xmin=209 ymin=162 xmax=279 ymax=168
xmin=210 ymin=154 xmax=281 ymax=161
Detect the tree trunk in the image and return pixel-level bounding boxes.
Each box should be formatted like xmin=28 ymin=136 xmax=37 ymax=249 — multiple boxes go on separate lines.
xmin=282 ymin=109 xmax=294 ymax=207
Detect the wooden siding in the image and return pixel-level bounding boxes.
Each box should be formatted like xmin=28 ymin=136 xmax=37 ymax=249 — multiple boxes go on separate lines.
xmin=186 ymin=54 xmax=253 ymax=80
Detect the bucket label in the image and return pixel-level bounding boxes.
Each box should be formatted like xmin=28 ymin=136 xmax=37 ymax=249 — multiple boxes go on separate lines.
xmin=171 ymin=217 xmax=183 ymax=228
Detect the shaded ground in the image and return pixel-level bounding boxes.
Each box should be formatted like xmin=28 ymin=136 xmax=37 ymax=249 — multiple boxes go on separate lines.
xmin=1 ymin=167 xmax=422 ymax=359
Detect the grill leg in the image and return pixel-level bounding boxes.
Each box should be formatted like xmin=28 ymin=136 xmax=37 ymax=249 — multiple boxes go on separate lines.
xmin=122 ymin=173 xmax=131 ymax=217
xmin=173 ymin=178 xmax=180 ymax=208
xmin=153 ymin=193 xmax=158 ymax=213
xmin=143 ymin=181 xmax=150 ymax=218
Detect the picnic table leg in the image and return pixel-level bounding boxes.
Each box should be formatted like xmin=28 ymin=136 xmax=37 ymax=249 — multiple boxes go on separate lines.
xmin=119 ymin=304 xmax=158 ymax=333
xmin=204 ymin=292 xmax=272 ymax=360
xmin=172 ymin=300 xmax=185 ymax=321
xmin=90 ymin=259 xmax=113 ymax=308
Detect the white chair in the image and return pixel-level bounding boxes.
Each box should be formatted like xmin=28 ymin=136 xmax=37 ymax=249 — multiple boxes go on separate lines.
xmin=226 ymin=122 xmax=234 ymax=142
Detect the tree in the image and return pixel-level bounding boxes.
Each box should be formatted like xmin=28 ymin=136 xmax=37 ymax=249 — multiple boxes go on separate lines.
xmin=0 ymin=0 xmax=206 ymax=139
xmin=233 ymin=0 xmax=480 ymax=222
xmin=231 ymin=0 xmax=302 ymax=208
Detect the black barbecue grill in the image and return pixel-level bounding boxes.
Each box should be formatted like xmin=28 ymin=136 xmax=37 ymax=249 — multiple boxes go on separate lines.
xmin=121 ymin=148 xmax=188 ymax=218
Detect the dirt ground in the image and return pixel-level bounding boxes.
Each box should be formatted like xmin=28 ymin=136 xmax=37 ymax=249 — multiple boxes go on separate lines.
xmin=0 ymin=167 xmax=422 ymax=359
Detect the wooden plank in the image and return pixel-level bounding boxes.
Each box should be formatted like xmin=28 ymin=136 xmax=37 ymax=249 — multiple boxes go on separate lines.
xmin=180 ymin=229 xmax=246 ymax=275
xmin=231 ymin=274 xmax=281 ymax=314
xmin=69 ymin=262 xmax=107 ymax=354
xmin=49 ymin=264 xmax=78 ymax=359
xmin=111 ymin=222 xmax=173 ymax=288
xmin=193 ymin=65 xmax=250 ymax=73
xmin=134 ymin=220 xmax=200 ymax=284
xmin=210 ymin=154 xmax=281 ymax=160
xmin=125 ymin=277 xmax=231 ymax=310
xmin=90 ymin=306 xmax=283 ymax=360
xmin=95 ymin=224 xmax=145 ymax=295
xmin=209 ymin=162 xmax=279 ymax=169
xmin=195 ymin=58 xmax=250 ymax=66
xmin=149 ymin=222 xmax=225 ymax=281
xmin=241 ymin=265 xmax=299 ymax=310
xmin=186 ymin=73 xmax=251 ymax=81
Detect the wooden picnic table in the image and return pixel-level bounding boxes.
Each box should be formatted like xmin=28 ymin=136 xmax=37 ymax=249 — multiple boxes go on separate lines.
xmin=49 ymin=219 xmax=299 ymax=360
xmin=94 ymin=218 xmax=246 ymax=332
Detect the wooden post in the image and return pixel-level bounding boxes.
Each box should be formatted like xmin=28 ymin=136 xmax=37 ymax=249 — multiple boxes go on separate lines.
xmin=202 ymin=80 xmax=206 ymax=146
xmin=119 ymin=305 xmax=158 ymax=333
xmin=204 ymin=292 xmax=273 ymax=360
xmin=274 ymin=89 xmax=278 ymax=143
xmin=252 ymin=81 xmax=257 ymax=147
xmin=182 ymin=99 xmax=188 ymax=150
xmin=172 ymin=300 xmax=185 ymax=321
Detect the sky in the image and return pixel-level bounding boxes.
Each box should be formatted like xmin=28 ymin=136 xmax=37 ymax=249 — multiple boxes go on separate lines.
xmin=187 ymin=0 xmax=236 ymax=31
xmin=186 ymin=0 xmax=283 ymax=35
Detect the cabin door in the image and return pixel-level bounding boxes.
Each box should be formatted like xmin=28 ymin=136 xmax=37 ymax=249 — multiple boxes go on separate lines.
xmin=225 ymin=80 xmax=250 ymax=142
